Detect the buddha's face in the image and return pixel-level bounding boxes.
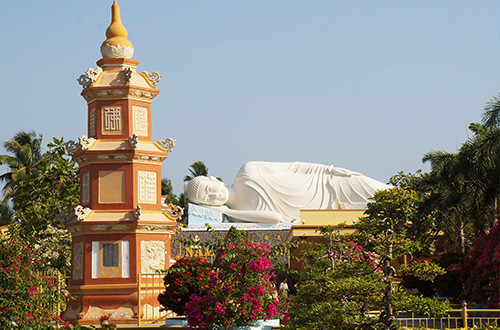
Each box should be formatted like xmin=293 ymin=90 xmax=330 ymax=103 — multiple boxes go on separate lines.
xmin=194 ymin=177 xmax=229 ymax=206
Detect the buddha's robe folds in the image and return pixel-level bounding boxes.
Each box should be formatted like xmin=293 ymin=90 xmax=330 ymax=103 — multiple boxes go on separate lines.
xmin=226 ymin=161 xmax=389 ymax=222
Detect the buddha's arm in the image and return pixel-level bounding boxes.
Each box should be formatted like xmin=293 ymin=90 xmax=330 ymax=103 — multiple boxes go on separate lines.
xmin=206 ymin=205 xmax=283 ymax=223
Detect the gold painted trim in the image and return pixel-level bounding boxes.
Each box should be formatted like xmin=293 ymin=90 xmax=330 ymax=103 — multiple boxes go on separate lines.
xmin=67 ymin=283 xmax=137 ymax=294
xmin=137 ymin=72 xmax=159 ymax=89
xmin=81 ymin=210 xmax=95 ymax=221
xmin=91 ymin=71 xmax=105 ymax=86
xmin=152 ymin=141 xmax=169 ymax=152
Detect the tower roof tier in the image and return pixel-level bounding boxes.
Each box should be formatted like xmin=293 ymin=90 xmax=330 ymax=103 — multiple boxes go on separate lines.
xmin=72 ymin=140 xmax=172 ymax=167
xmin=78 ymin=58 xmax=162 ymax=99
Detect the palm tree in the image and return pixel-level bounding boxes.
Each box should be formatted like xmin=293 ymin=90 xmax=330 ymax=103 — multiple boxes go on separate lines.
xmin=184 ymin=161 xmax=209 ymax=182
xmin=459 ymin=123 xmax=499 ymax=234
xmin=422 ymin=151 xmax=472 ymax=254
xmin=481 ymin=93 xmax=500 ymax=128
xmin=419 ymin=95 xmax=500 ymax=253
xmin=161 ymin=178 xmax=179 ymax=205
xmin=479 ymin=94 xmax=500 ymax=223
xmin=0 ymin=131 xmax=43 ymax=198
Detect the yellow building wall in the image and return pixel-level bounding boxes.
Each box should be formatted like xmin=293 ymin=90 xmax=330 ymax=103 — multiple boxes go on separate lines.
xmin=299 ymin=209 xmax=366 ymax=226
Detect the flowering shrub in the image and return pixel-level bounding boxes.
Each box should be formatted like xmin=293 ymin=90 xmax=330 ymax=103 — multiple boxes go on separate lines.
xmin=0 ymin=230 xmax=66 ymax=329
xmin=462 ymin=222 xmax=500 ymax=307
xmin=34 ymin=225 xmax=72 ymax=274
xmin=158 ymin=257 xmax=211 ymax=315
xmin=184 ymin=227 xmax=286 ymax=329
xmin=330 ymin=240 xmax=379 ymax=269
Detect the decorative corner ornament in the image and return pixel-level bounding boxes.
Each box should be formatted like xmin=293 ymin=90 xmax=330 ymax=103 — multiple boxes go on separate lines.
xmin=164 ymin=205 xmax=184 ymax=221
xmin=156 ymin=138 xmax=176 ymax=152
xmin=75 ymin=205 xmax=92 ymax=221
xmin=77 ymin=67 xmax=102 ymax=89
xmin=123 ymin=67 xmax=133 ymax=83
xmin=143 ymin=71 xmax=162 ymax=86
xmin=65 ymin=140 xmax=80 ymax=155
xmin=78 ymin=136 xmax=96 ymax=150
xmin=128 ymin=134 xmax=139 ymax=148
xmin=134 ymin=205 xmax=142 ymax=220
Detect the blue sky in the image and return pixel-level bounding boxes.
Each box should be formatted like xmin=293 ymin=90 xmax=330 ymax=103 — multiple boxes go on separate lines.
xmin=0 ymin=1 xmax=499 ymax=196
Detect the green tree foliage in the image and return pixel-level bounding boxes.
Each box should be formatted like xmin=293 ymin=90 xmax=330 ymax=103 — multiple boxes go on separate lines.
xmin=355 ymin=188 xmax=450 ymax=329
xmin=357 ymin=187 xmax=434 ymax=256
xmin=287 ymin=226 xmax=385 ymax=330
xmin=11 ymin=138 xmax=79 ymax=238
xmin=161 ymin=178 xmax=179 ymax=205
xmin=0 ymin=135 xmax=80 ymax=274
xmin=0 ymin=131 xmax=43 ymax=198
xmin=0 ymin=199 xmax=14 ymax=226
xmin=420 ymin=151 xmax=473 ymax=254
xmin=177 ymin=192 xmax=189 ymax=225
xmin=184 ymin=161 xmax=209 ymax=182
xmin=184 ymin=160 xmax=222 ymax=182
xmin=416 ymin=95 xmax=500 ymax=255
xmin=459 ymin=121 xmax=499 ymax=234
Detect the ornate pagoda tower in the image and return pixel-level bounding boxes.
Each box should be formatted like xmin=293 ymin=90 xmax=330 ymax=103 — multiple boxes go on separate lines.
xmin=63 ymin=1 xmax=179 ymax=323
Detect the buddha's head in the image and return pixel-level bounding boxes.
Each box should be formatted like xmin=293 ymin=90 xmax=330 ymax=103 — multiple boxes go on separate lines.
xmin=184 ymin=176 xmax=229 ymax=206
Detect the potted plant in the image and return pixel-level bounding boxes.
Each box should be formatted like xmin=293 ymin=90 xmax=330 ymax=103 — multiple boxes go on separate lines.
xmin=183 ymin=227 xmax=288 ymax=330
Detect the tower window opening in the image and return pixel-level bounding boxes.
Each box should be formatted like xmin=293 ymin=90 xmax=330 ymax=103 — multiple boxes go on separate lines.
xmin=102 ymin=243 xmax=119 ymax=267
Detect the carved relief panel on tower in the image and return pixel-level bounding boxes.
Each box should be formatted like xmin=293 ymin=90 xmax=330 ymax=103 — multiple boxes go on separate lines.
xmin=141 ymin=240 xmax=165 ymax=273
xmin=138 ymin=170 xmax=156 ymax=204
xmin=132 ymin=106 xmax=148 ymax=137
xmin=102 ymin=106 xmax=123 ymax=135
xmin=89 ymin=108 xmax=96 ymax=137
xmin=82 ymin=172 xmax=90 ymax=204
xmin=72 ymin=242 xmax=84 ymax=280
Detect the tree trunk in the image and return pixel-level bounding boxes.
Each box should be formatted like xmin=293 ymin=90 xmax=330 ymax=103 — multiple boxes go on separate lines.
xmin=457 ymin=223 xmax=465 ymax=255
xmin=380 ymin=242 xmax=397 ymax=330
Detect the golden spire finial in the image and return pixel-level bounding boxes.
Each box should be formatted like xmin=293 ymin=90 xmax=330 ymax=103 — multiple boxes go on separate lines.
xmin=100 ymin=1 xmax=134 ymax=59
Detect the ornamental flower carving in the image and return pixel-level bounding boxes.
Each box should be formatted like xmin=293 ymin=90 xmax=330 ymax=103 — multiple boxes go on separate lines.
xmin=123 ymin=67 xmax=133 ymax=83
xmin=156 ymin=138 xmax=176 ymax=152
xmin=129 ymin=134 xmax=139 ymax=148
xmin=79 ymin=136 xmax=96 ymax=150
xmin=65 ymin=140 xmax=80 ymax=155
xmin=134 ymin=205 xmax=142 ymax=220
xmin=143 ymin=71 xmax=162 ymax=86
xmin=164 ymin=205 xmax=184 ymax=221
xmin=75 ymin=205 xmax=92 ymax=221
xmin=77 ymin=67 xmax=102 ymax=89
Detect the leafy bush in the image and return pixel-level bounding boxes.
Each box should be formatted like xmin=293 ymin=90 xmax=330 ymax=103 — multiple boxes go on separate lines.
xmin=286 ymin=237 xmax=386 ymax=330
xmin=400 ymin=258 xmax=446 ymax=297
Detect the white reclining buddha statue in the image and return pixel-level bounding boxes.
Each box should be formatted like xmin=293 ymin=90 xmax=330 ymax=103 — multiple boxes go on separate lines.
xmin=184 ymin=161 xmax=390 ymax=223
